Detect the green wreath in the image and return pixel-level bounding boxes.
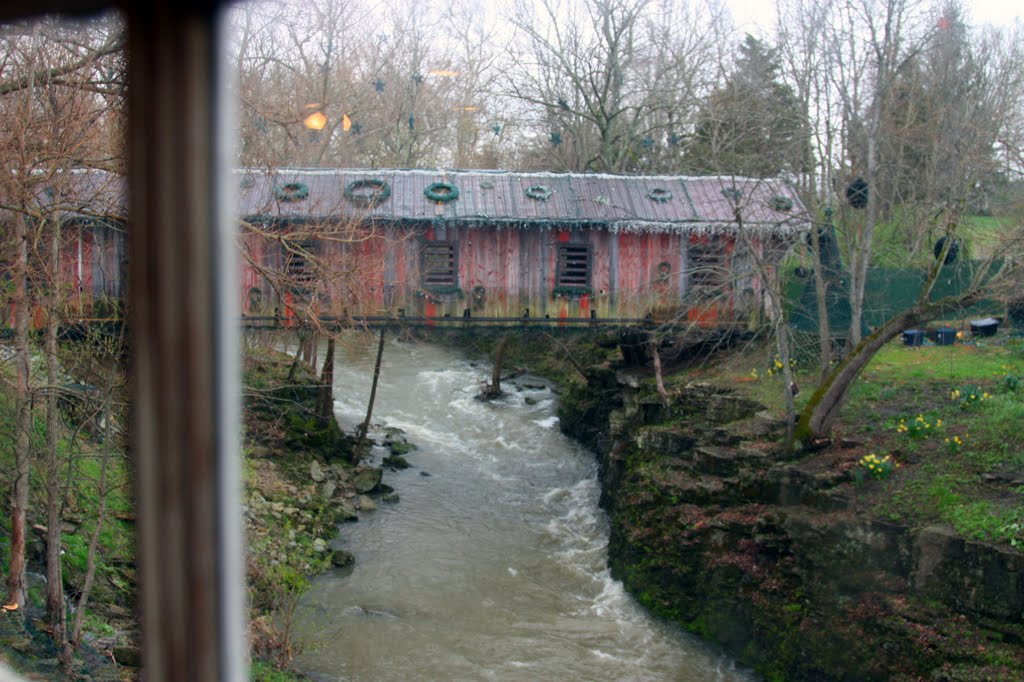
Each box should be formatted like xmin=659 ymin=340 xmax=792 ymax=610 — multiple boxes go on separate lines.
xmin=424 ymin=182 xmax=460 ymax=203
xmin=647 ymin=188 xmax=673 ymax=203
xmin=525 ymin=185 xmax=553 ymax=201
xmin=344 ymin=179 xmax=392 ymax=207
xmin=274 ymin=182 xmax=309 ymax=202
xmin=769 ymin=195 xmax=793 ymax=212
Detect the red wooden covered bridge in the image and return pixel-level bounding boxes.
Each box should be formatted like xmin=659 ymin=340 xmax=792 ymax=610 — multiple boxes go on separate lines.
xmin=4 ymin=168 xmax=807 ymax=329
xmin=236 ymin=169 xmax=807 ymax=327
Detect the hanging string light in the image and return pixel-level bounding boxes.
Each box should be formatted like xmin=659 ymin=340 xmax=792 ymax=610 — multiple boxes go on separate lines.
xmin=303 ymin=111 xmax=327 ymax=131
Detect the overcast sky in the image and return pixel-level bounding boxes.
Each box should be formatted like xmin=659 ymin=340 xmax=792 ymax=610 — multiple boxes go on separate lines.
xmin=726 ymin=0 xmax=1022 ymax=35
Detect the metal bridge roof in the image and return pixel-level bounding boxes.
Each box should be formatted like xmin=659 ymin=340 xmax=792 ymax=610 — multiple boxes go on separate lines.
xmin=25 ymin=168 xmax=808 ymax=235
xmin=238 ymin=169 xmax=807 ymax=234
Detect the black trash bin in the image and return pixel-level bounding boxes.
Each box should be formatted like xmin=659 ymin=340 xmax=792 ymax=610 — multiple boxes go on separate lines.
xmin=902 ymin=329 xmax=924 ymax=346
xmin=935 ymin=327 xmax=956 ymax=345
xmin=970 ymin=318 xmax=1000 ymax=337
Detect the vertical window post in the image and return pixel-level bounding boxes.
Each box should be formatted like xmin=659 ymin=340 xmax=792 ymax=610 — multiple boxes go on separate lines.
xmin=126 ymin=4 xmax=244 ymax=681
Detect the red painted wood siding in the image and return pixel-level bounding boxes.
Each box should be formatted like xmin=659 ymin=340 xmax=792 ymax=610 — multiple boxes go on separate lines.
xmin=233 ymin=222 xmax=757 ymax=323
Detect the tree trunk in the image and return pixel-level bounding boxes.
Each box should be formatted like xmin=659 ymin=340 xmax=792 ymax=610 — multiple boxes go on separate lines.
xmin=317 ymin=336 xmax=336 ymax=425
xmin=480 ymin=335 xmax=509 ymax=400
xmin=287 ymin=328 xmax=308 ymax=382
xmin=650 ymin=341 xmax=669 ymax=407
xmin=7 ymin=215 xmax=31 ymax=610
xmin=354 ymin=329 xmax=385 ymax=462
xmin=808 ymin=222 xmax=832 ymax=378
xmin=70 ymin=417 xmax=113 ymax=651
xmin=44 ymin=215 xmax=68 ymax=662
xmin=795 ymin=289 xmax=982 ymax=445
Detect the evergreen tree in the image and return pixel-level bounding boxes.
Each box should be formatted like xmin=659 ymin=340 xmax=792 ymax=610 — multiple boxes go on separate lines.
xmin=686 ymin=34 xmax=810 ymax=177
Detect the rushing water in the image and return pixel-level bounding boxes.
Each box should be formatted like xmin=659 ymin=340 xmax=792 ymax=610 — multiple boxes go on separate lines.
xmin=294 ymin=338 xmax=752 ymax=682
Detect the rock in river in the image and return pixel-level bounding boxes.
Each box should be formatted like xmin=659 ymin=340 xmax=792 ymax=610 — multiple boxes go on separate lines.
xmin=352 ymin=466 xmax=383 ymax=493
xmin=331 ymin=550 xmax=354 ymax=568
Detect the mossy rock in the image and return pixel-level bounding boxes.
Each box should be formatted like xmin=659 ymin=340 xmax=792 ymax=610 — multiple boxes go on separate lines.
xmin=387 ymin=440 xmax=417 ymax=456
xmin=383 ymin=455 xmax=410 ymax=470
xmin=331 ymin=550 xmax=354 ymax=568
xmin=351 ymin=466 xmax=382 ymax=494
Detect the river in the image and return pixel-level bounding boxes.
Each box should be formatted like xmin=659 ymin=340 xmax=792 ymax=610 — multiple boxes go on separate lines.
xmin=293 ymin=337 xmax=752 ymax=681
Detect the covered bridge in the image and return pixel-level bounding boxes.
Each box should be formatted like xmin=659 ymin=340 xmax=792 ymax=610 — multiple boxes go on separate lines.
xmin=3 ymin=168 xmax=807 ymax=327
xmin=237 ymin=169 xmax=808 ymax=325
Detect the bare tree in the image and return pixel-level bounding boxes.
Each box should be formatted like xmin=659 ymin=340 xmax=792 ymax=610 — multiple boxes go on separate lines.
xmin=796 ymin=212 xmax=1024 ymax=443
xmin=502 ymin=0 xmax=728 ymax=172
xmin=0 ymin=14 xmax=125 ymax=654
xmin=232 ymin=0 xmax=500 ymax=169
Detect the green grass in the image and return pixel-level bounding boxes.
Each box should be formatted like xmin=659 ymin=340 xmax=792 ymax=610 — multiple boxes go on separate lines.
xmin=963 ymin=215 xmax=1019 ymax=260
xmin=250 ymin=660 xmax=306 ymax=682
xmin=0 ymin=346 xmax=136 ymax=643
xmin=708 ymin=332 xmax=1024 ymax=549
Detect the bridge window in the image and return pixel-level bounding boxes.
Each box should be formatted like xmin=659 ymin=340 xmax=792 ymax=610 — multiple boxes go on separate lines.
xmin=556 ymin=244 xmax=591 ymax=288
xmin=283 ymin=239 xmax=318 ymax=286
xmin=422 ymin=241 xmax=458 ymax=288
xmin=688 ymin=235 xmax=725 ymax=293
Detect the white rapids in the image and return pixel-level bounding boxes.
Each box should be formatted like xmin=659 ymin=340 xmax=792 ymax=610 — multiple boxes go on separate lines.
xmin=293 ymin=337 xmax=753 ymax=682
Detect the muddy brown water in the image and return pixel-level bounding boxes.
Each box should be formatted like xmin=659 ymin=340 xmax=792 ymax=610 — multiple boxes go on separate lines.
xmin=293 ymin=339 xmax=753 ymax=681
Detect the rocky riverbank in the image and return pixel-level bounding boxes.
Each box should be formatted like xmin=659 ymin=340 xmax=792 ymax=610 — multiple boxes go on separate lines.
xmin=242 ymin=347 xmax=412 ymax=677
xmin=557 ymin=362 xmax=1024 ymax=681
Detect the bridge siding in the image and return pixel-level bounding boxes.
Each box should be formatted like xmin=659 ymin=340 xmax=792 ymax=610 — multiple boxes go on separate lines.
xmin=235 ymin=222 xmax=750 ymax=323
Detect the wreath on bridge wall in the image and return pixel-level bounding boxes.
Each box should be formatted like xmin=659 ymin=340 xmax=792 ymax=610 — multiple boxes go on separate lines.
xmin=424 ymin=182 xmax=460 ymax=203
xmin=525 ymin=185 xmax=553 ymax=201
xmin=344 ymin=179 xmax=392 ymax=207
xmin=274 ymin=182 xmax=310 ymax=202
xmin=647 ymin=188 xmax=673 ymax=203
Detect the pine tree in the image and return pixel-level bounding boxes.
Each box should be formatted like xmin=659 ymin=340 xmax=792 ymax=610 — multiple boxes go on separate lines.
xmin=686 ymin=35 xmax=811 ymax=177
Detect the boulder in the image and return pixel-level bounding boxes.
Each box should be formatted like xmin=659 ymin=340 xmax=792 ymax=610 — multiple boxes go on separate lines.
xmin=112 ymin=645 xmax=141 ymax=668
xmin=309 ymin=460 xmax=326 ymax=483
xmin=321 ymin=480 xmax=337 ymax=500
xmin=383 ymin=455 xmax=409 ymax=470
xmin=331 ymin=550 xmax=354 ymax=568
xmin=336 ymin=501 xmax=358 ymax=522
xmin=248 ymin=445 xmax=274 ymax=458
xmin=387 ymin=440 xmax=416 ymax=456
xmin=352 ymin=466 xmax=382 ymax=493
xmin=357 ymin=495 xmax=377 ymax=512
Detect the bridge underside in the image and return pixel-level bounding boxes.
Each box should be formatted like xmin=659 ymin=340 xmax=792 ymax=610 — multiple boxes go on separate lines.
xmin=240 ymin=313 xmax=652 ymax=330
